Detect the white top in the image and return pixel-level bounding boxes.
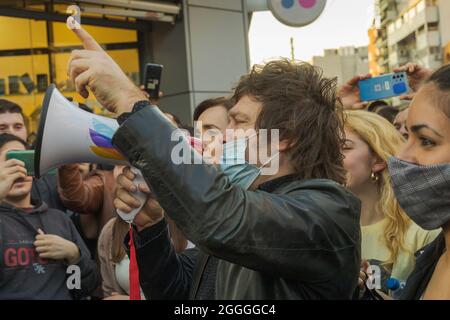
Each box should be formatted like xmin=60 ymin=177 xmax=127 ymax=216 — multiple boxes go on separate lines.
xmin=115 ymin=257 xmax=146 ymax=299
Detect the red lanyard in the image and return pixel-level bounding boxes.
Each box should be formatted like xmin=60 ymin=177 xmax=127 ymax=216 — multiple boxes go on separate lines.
xmin=128 ymin=225 xmax=141 ymax=300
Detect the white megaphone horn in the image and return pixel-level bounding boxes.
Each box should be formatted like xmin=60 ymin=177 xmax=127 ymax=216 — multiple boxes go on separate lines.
xmin=35 ymin=84 xmax=146 ymax=222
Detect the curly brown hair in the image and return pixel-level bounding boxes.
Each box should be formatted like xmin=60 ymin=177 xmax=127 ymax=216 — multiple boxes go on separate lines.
xmin=232 ymin=59 xmax=346 ymax=184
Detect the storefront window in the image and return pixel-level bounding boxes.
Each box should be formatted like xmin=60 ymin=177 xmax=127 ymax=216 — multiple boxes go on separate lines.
xmin=0 ymin=12 xmax=139 ymax=135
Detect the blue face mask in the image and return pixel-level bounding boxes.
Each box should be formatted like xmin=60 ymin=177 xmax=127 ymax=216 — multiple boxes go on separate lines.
xmin=219 ymin=135 xmax=278 ymax=190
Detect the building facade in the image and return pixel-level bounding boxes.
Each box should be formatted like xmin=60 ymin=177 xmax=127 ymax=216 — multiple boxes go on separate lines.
xmin=312 ymin=46 xmax=369 ymax=84
xmin=373 ymin=0 xmax=450 ymax=73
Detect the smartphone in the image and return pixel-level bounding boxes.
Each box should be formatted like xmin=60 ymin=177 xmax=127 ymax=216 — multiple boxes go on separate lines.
xmin=359 ymin=72 xmax=410 ymax=102
xmin=143 ymin=63 xmax=163 ymax=100
xmin=6 ymin=150 xmax=35 ymax=176
xmin=20 ymin=73 xmax=36 ymax=94
xmin=5 ymin=150 xmax=57 ymax=176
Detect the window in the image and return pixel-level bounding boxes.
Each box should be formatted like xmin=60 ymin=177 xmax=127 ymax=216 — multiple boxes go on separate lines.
xmin=0 ymin=12 xmax=139 ymax=131
xmin=427 ymin=22 xmax=439 ymax=31
xmin=429 ymin=46 xmax=441 ymax=54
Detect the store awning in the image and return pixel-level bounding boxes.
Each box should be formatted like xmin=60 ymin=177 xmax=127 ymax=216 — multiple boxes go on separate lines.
xmin=0 ymin=0 xmax=181 ymax=24
xmin=59 ymin=0 xmax=181 ymax=23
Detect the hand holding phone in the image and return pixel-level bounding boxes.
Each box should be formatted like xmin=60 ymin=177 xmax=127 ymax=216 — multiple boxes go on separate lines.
xmin=0 ymin=157 xmax=28 ymax=200
xmin=338 ymin=74 xmax=372 ymax=109
xmin=6 ymin=150 xmax=35 ymax=176
xmin=5 ymin=150 xmax=57 ymax=177
xmin=359 ymin=72 xmax=410 ymax=102
xmin=143 ymin=63 xmax=163 ymax=100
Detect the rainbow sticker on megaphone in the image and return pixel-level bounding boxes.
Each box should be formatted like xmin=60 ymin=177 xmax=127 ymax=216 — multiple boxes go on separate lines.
xmin=89 ymin=118 xmax=125 ymax=161
xmin=268 ymin=0 xmax=327 ymax=27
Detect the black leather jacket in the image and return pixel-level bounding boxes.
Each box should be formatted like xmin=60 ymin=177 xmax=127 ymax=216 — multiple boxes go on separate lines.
xmin=113 ymin=106 xmax=361 ymax=299
xmin=400 ymin=232 xmax=445 ymax=300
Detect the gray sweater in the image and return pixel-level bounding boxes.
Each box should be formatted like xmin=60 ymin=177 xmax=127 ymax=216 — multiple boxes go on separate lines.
xmin=0 ymin=201 xmax=99 ymax=300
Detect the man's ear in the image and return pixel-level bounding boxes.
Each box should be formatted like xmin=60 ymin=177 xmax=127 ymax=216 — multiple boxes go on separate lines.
xmin=278 ymin=139 xmax=290 ymax=152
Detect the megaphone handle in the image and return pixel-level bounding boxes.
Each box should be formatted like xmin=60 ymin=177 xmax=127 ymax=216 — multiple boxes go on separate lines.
xmin=116 ymin=167 xmax=148 ymax=223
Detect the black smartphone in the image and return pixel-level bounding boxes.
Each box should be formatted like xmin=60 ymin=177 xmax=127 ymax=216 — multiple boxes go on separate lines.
xmin=20 ymin=73 xmax=36 ymax=94
xmin=0 ymin=78 xmax=5 ymax=96
xmin=8 ymin=76 xmax=20 ymax=94
xmin=37 ymin=74 xmax=48 ymax=92
xmin=143 ymin=63 xmax=163 ymax=100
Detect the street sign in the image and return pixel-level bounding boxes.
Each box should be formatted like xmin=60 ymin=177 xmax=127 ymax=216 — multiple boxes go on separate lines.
xmin=268 ymin=0 xmax=327 ymax=27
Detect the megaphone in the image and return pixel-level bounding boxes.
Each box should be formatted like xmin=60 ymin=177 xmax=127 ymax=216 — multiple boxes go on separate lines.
xmin=35 ymin=84 xmax=146 ymax=222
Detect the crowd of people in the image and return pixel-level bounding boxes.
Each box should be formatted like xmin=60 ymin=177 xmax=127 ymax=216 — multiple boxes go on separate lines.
xmin=0 ymin=26 xmax=449 ymax=300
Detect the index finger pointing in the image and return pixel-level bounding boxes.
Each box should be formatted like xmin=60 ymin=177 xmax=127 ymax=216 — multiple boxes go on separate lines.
xmin=71 ymin=24 xmax=103 ymax=52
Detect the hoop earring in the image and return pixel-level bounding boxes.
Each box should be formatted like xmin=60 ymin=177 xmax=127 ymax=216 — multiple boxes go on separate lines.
xmin=371 ymin=172 xmax=379 ymax=183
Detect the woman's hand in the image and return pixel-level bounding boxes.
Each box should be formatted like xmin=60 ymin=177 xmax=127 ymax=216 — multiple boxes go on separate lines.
xmin=337 ymin=74 xmax=372 ymax=109
xmin=358 ymin=260 xmax=370 ymax=289
xmin=393 ymin=63 xmax=433 ymax=100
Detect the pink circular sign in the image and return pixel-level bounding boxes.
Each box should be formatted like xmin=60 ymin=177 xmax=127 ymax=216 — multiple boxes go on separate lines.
xmin=298 ymin=0 xmax=317 ymax=9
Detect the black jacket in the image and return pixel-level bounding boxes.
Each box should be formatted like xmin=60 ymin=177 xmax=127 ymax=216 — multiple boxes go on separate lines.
xmin=125 ymin=220 xmax=216 ymax=300
xmin=400 ymin=232 xmax=445 ymax=300
xmin=114 ymin=106 xmax=361 ymax=300
xmin=0 ymin=201 xmax=99 ymax=299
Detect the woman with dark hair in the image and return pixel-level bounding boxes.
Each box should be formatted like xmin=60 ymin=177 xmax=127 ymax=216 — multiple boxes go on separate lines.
xmin=386 ymin=64 xmax=450 ymax=299
xmin=193 ymin=97 xmax=232 ymax=163
xmin=343 ymin=111 xmax=439 ymax=299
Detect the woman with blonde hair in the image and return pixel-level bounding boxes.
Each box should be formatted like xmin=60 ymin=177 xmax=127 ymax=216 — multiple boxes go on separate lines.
xmin=343 ymin=110 xmax=440 ymax=298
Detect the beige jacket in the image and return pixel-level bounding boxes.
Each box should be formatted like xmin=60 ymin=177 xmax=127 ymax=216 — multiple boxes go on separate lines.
xmin=97 ymin=218 xmax=127 ymax=297
xmin=97 ymin=217 xmax=188 ymax=297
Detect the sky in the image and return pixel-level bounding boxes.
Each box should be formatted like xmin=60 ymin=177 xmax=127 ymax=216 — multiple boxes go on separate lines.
xmin=248 ymin=0 xmax=375 ymax=65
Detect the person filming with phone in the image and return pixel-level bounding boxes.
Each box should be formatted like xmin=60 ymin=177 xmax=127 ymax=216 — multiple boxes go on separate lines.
xmin=0 ymin=133 xmax=99 ymax=299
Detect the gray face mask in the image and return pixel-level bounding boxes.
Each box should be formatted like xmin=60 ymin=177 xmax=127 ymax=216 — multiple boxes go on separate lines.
xmin=387 ymin=157 xmax=450 ymax=230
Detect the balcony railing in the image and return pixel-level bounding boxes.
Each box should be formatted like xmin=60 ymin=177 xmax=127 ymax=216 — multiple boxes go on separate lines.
xmin=387 ymin=4 xmax=439 ymax=46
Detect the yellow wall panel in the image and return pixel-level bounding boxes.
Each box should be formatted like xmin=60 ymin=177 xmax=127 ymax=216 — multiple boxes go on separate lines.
xmin=0 ymin=55 xmax=49 ymax=79
xmin=445 ymin=42 xmax=450 ymax=65
xmin=52 ymin=49 xmax=139 ymax=112
xmin=53 ymin=49 xmax=139 ymax=86
xmin=0 ymin=16 xmax=47 ymax=49
xmin=5 ymin=93 xmax=45 ymax=119
xmin=0 ymin=14 xmax=139 ymax=126
xmin=108 ymin=49 xmax=140 ymax=73
xmin=52 ymin=22 xmax=137 ymax=47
